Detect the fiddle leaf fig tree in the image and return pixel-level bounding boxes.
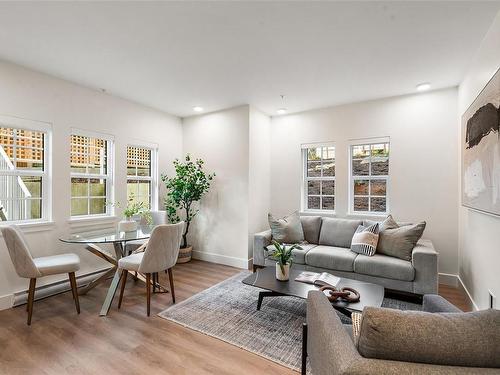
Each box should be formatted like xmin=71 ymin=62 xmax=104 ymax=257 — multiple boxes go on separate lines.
xmin=161 ymin=155 xmax=215 ymax=249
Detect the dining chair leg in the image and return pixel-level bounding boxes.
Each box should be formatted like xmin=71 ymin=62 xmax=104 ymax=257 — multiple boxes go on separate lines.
xmin=146 ymin=273 xmax=151 ymax=316
xmin=68 ymin=272 xmax=80 ymax=314
xmin=27 ymin=278 xmax=36 ymax=326
xmin=152 ymin=272 xmax=157 ymax=293
xmin=118 ymin=270 xmax=128 ymax=309
xmin=167 ymin=268 xmax=175 ymax=304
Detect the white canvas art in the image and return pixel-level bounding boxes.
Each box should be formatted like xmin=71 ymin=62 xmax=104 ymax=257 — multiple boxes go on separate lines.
xmin=462 ymin=67 xmax=500 ymax=216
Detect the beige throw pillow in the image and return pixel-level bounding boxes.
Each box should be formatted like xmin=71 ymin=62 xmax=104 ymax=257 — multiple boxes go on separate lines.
xmin=377 ymin=215 xmax=426 ymax=261
xmin=268 ymin=211 xmax=305 ymax=244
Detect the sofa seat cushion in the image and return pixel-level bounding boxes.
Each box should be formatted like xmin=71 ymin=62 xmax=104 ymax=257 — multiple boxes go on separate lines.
xmin=305 ymin=245 xmax=357 ymax=271
xmin=354 ymin=254 xmax=415 ymax=281
xmin=319 ymin=218 xmax=362 ymax=248
xmin=266 ymin=243 xmax=317 ymax=265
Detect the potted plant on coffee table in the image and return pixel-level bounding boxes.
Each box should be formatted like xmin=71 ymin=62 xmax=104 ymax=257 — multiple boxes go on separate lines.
xmin=161 ymin=154 xmax=215 ymax=263
xmin=271 ymin=240 xmax=302 ymax=281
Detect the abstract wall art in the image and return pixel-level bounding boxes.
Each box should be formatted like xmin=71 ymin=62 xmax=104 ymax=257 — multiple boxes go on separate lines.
xmin=462 ymin=67 xmax=500 ymax=216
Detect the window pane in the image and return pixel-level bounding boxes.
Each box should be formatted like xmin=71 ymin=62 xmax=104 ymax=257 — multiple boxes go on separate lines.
xmin=1 ymin=128 xmax=44 ymax=171
xmin=71 ymin=198 xmax=88 ymax=216
xmin=29 ymin=199 xmax=42 ymax=219
xmin=353 ymin=180 xmax=369 ymax=195
xmin=370 ymin=179 xmax=386 ymax=196
xmin=90 ymin=198 xmax=106 ymax=215
xmin=89 ymin=179 xmax=106 ymax=197
xmin=0 ymin=146 xmax=14 ymax=170
xmin=128 ymin=146 xmax=151 ymax=177
xmin=307 ymin=196 xmax=320 ymax=210
xmin=322 ymin=196 xmax=334 ymax=210
xmin=321 ymin=180 xmax=335 ymax=195
xmin=370 ymin=197 xmax=386 ymax=212
xmin=20 ymin=176 xmax=42 ymax=198
xmin=371 ymin=143 xmax=389 ymax=175
xmin=354 ymin=197 xmax=369 ymax=211
xmin=70 ymin=135 xmax=107 ymax=174
xmin=307 ymin=161 xmax=321 ymax=177
xmin=352 ymin=145 xmax=370 ymax=176
xmin=307 ymin=148 xmax=321 ymax=161
xmin=15 ymin=129 xmax=44 ymax=170
xmin=71 ymin=178 xmax=88 ymax=197
xmin=307 ymin=180 xmax=320 ymax=195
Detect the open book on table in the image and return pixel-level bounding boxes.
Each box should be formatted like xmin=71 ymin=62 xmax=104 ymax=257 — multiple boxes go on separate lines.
xmin=295 ymin=271 xmax=340 ymax=287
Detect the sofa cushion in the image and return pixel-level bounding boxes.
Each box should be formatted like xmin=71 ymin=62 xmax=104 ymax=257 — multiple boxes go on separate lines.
xmin=305 ymin=245 xmax=357 ymax=271
xmin=354 ymin=254 xmax=415 ymax=281
xmin=300 ymin=216 xmax=322 ymax=244
xmin=268 ymin=211 xmax=304 ymax=244
xmin=357 ymin=307 xmax=500 ymax=368
xmin=318 ymin=218 xmax=362 ymax=248
xmin=266 ymin=243 xmax=317 ymax=265
xmin=378 ymin=220 xmax=426 ymax=261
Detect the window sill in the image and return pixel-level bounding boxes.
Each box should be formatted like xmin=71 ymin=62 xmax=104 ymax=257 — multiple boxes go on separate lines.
xmin=0 ymin=220 xmax=55 ymax=235
xmin=68 ymin=215 xmax=118 ymax=229
xmin=300 ymin=210 xmax=336 ymax=218
xmin=347 ymin=212 xmax=388 ymax=219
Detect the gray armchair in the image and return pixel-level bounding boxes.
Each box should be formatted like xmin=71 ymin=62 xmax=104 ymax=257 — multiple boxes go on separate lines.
xmin=305 ymin=291 xmax=500 ymax=374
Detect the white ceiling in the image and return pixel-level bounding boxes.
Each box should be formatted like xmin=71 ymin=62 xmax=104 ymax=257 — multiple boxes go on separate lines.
xmin=0 ymin=1 xmax=499 ymax=117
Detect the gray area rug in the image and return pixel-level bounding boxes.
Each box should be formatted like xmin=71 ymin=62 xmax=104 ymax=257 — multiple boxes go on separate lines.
xmin=158 ymin=271 xmax=421 ymax=372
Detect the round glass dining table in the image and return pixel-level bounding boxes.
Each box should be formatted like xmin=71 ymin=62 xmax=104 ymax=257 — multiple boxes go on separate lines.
xmin=60 ymin=225 xmax=157 ymax=316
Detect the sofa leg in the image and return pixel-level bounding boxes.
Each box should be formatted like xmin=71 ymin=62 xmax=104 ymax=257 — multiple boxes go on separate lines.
xmin=301 ymin=323 xmax=308 ymax=375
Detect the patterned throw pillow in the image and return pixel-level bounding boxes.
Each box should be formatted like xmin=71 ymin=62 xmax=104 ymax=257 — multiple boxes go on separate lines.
xmin=350 ymin=223 xmax=379 ymax=256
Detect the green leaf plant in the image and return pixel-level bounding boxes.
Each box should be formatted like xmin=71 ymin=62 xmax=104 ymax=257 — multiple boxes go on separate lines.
xmin=271 ymin=240 xmax=302 ymax=274
xmin=161 ymin=154 xmax=215 ymax=249
xmin=110 ymin=194 xmax=152 ymax=224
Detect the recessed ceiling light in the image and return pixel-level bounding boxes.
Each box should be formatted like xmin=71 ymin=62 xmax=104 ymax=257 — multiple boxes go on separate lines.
xmin=193 ymin=106 xmax=203 ymax=112
xmin=276 ymin=108 xmax=287 ymax=115
xmin=416 ymin=82 xmax=431 ymax=92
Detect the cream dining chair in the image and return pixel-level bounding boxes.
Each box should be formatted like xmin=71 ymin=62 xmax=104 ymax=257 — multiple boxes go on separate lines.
xmin=1 ymin=225 xmax=81 ymax=325
xmin=117 ymin=221 xmax=184 ymax=316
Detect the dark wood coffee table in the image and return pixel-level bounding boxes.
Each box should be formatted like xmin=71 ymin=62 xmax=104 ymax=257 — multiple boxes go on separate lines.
xmin=242 ymin=266 xmax=384 ymax=317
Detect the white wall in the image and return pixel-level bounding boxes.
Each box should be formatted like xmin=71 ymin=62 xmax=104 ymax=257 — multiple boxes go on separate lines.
xmin=248 ymin=107 xmax=271 ymax=258
xmin=458 ymin=11 xmax=500 ymax=309
xmin=182 ymin=105 xmax=250 ymax=268
xmin=270 ymin=88 xmax=459 ymax=275
xmin=0 ymin=61 xmax=182 ymax=307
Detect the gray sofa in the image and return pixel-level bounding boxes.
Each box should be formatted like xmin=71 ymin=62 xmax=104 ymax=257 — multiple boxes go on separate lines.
xmin=305 ymin=291 xmax=500 ymax=374
xmin=253 ymin=216 xmax=438 ymax=296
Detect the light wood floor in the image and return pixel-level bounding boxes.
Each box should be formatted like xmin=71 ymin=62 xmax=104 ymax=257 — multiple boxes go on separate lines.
xmin=0 ymin=260 xmax=470 ymax=375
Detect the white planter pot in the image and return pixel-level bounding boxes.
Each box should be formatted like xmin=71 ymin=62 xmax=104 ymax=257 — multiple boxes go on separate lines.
xmin=119 ymin=219 xmax=138 ymax=232
xmin=276 ymin=263 xmax=290 ymax=281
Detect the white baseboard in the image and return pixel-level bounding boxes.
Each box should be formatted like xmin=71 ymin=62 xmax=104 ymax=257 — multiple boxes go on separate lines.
xmin=438 ymin=273 xmax=478 ymax=311
xmin=438 ymin=273 xmax=459 ymax=287
xmin=0 ymin=294 xmax=14 ymax=311
xmin=11 ymin=267 xmax=112 ymax=308
xmin=192 ymin=250 xmax=249 ymax=269
xmin=457 ymin=275 xmax=479 ymax=311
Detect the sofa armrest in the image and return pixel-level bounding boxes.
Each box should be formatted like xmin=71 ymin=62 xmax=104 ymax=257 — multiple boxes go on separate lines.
xmin=412 ymin=239 xmax=438 ymax=295
xmin=306 ymin=291 xmax=360 ymax=375
xmin=423 ymin=294 xmax=462 ymax=313
xmin=253 ymin=229 xmax=272 ymax=266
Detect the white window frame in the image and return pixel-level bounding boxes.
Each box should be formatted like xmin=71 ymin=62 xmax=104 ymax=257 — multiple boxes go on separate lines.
xmin=301 ymin=142 xmax=336 ymax=213
xmin=348 ymin=137 xmax=390 ymax=216
xmin=126 ymin=141 xmax=159 ymax=210
xmin=0 ymin=115 xmax=52 ymax=224
xmin=70 ymin=128 xmax=114 ymax=218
